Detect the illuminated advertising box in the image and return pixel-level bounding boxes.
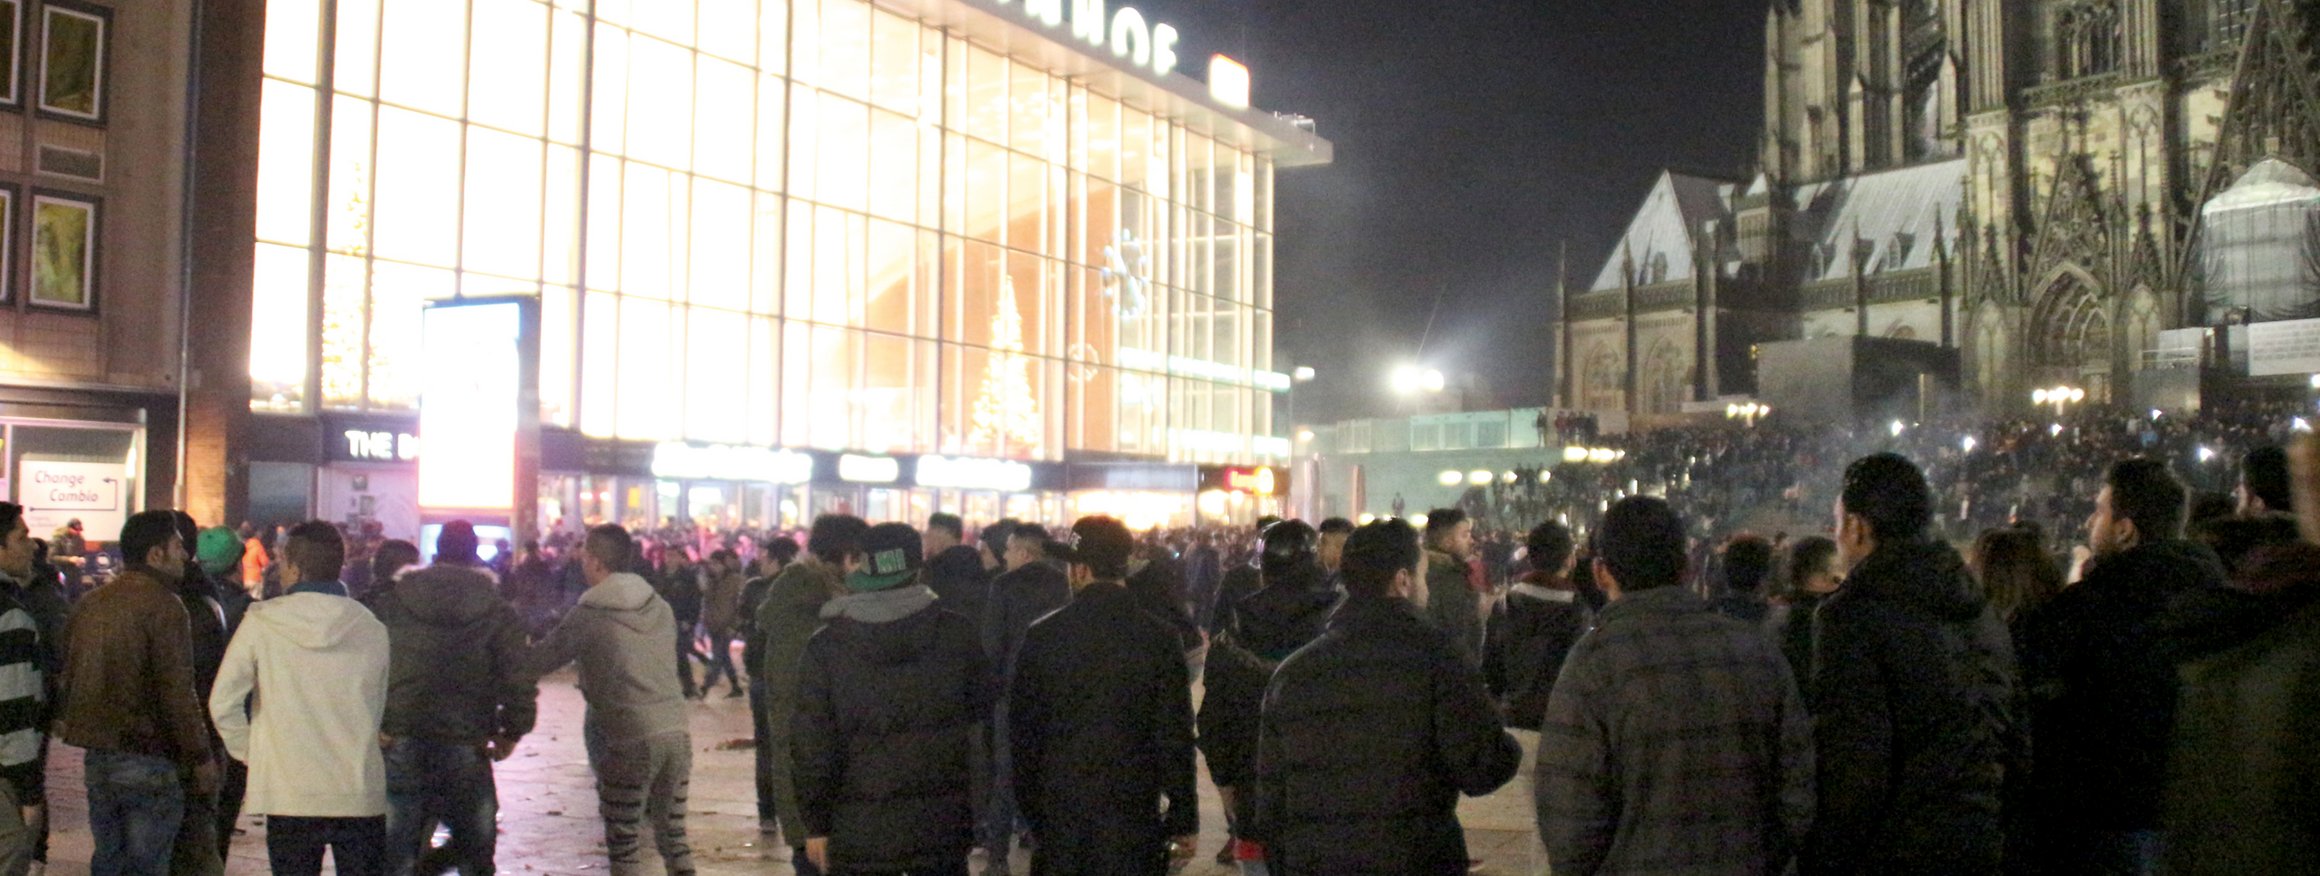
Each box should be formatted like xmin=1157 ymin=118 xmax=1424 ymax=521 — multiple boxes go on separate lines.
xmin=416 ymin=299 xmax=526 ymax=512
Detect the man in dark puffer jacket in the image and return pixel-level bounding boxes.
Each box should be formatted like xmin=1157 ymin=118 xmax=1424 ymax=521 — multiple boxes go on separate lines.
xmin=792 ymin=522 xmax=990 ymax=875
xmin=1483 ymin=520 xmax=1587 ymax=731
xmin=372 ymin=521 xmax=539 ymax=876
xmin=1807 ymin=454 xmax=2017 ymax=875
xmin=1252 ymin=518 xmax=1521 ymax=875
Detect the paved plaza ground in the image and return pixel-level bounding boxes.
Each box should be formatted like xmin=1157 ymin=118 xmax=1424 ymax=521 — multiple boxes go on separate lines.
xmin=36 ymin=669 xmax=1547 ymax=875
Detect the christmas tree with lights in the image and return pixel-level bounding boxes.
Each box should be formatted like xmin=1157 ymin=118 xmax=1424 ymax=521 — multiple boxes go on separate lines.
xmin=970 ymin=276 xmax=1043 ymax=456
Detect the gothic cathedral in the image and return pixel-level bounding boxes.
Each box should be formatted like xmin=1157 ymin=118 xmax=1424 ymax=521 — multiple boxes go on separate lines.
xmin=1559 ymin=0 xmax=2320 ymax=416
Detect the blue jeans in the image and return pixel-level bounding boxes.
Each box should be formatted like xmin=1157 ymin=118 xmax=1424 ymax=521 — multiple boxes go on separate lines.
xmin=84 ymin=749 xmax=186 ymax=876
xmin=385 ymin=737 xmax=499 ymax=875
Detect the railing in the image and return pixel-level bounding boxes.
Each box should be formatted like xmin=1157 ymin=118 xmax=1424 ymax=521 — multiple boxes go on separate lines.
xmin=2023 ymin=72 xmax=2126 ymax=106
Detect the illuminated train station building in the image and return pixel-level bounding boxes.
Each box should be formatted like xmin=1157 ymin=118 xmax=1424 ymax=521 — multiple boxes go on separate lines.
xmin=173 ymin=0 xmax=1331 ymax=537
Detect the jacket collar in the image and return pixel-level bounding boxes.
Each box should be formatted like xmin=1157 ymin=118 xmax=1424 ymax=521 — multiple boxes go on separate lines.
xmin=288 ymin=580 xmax=349 ymax=598
xmin=1594 ymin=586 xmax=1704 ymax=625
xmin=1328 ymin=595 xmax=1426 ymax=630
xmin=1510 ymin=582 xmax=1577 ymax=603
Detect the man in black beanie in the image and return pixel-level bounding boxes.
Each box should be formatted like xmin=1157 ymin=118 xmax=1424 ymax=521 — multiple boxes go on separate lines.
xmin=792 ymin=522 xmax=987 ymax=874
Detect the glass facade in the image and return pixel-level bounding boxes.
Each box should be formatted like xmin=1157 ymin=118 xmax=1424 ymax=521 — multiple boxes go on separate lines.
xmin=250 ymin=0 xmax=1289 ymax=465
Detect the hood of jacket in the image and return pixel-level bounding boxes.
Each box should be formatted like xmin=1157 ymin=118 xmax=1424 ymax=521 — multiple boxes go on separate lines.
xmin=2081 ymin=538 xmax=2230 ymax=600
xmin=1849 ymin=538 xmax=1987 ymax=623
xmin=2163 ymin=541 xmax=2320 ymax=662
xmin=384 ymin=563 xmax=504 ymax=627
xmin=248 ymin=591 xmax=378 ymax=651
xmin=1235 ymin=577 xmax=1341 ymax=658
xmin=817 ymin=584 xmax=947 ymax=665
xmin=580 ymin=572 xmax=666 ymax=634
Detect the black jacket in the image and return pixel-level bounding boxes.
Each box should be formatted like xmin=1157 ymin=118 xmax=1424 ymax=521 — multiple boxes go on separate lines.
xmin=1253 ymin=597 xmax=1522 ymax=875
xmin=2018 ymin=538 xmax=2225 ymax=837
xmin=1009 ymin=581 xmax=1197 ymax=876
xmin=738 ymin=573 xmax=777 ymax=680
xmin=1481 ymin=577 xmax=1589 ymax=731
xmin=1129 ymin=556 xmax=1203 ymax=655
xmin=982 ymin=562 xmax=1070 ymax=676
xmin=1208 ymin=564 xmax=1261 ymax=635
xmin=1197 ymin=567 xmax=1338 ymax=791
xmin=2163 ymin=543 xmax=2320 ymax=875
xmin=1805 ymin=538 xmax=2016 ymax=875
xmin=372 ymin=564 xmax=539 ymax=744
xmin=176 ymin=565 xmax=233 ymax=704
xmin=926 ymin=545 xmax=990 ymax=632
xmin=792 ymin=586 xmax=991 ymax=871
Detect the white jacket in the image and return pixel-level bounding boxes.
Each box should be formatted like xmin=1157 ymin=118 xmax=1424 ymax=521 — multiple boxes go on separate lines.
xmin=210 ymin=589 xmax=391 ymax=817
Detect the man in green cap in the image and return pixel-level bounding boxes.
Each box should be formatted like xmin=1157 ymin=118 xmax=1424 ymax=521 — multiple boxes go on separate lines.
xmin=791 ymin=521 xmax=988 ymax=874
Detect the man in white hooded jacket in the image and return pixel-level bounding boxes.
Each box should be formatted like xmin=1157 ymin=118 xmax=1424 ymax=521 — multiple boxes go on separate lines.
xmin=209 ymin=520 xmax=391 ymax=876
xmin=530 ymin=524 xmax=696 ymax=876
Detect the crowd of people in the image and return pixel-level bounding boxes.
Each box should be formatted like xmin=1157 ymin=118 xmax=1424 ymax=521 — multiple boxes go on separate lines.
xmin=0 ymin=399 xmax=2312 ymax=875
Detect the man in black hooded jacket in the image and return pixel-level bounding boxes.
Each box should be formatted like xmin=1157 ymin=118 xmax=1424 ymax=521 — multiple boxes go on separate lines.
xmin=1805 ymin=453 xmax=2017 ymax=875
xmin=2019 ymin=457 xmax=2227 ymax=873
xmin=1198 ymin=520 xmax=1339 ymax=867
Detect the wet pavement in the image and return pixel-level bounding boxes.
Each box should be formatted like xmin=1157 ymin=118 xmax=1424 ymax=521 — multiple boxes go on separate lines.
xmin=37 ymin=669 xmax=1547 ymax=875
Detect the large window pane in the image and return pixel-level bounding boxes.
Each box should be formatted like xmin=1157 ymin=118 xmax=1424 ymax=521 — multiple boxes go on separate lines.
xmin=616 ymin=297 xmax=675 ymax=439
xmin=542 ymin=286 xmax=577 ymax=428
xmin=749 ymin=316 xmax=779 ymax=444
xmin=697 ymin=0 xmax=755 ymax=64
xmin=694 ymin=56 xmax=754 ymax=183
xmin=861 ymin=332 xmax=913 ymax=452
xmin=810 ymin=206 xmax=863 ymax=325
xmin=325 ymin=95 xmax=374 ymax=254
xmin=755 ymin=78 xmax=787 ymax=192
xmin=814 ymin=0 xmax=870 ymax=100
xmin=627 ymin=0 xmax=694 ymax=45
xmin=321 ymin=254 xmax=368 ymax=409
xmin=548 ymin=11 xmax=589 ymax=144
xmin=809 ymin=326 xmax=860 ymax=449
xmin=816 ymin=93 xmax=868 ymax=212
xmin=867 ymin=109 xmax=916 ymax=222
xmin=864 ymin=218 xmax=914 ymax=334
xmin=686 ymin=308 xmax=749 ymax=442
xmin=370 ymin=107 xmax=462 ymax=265
xmin=580 ymin=291 xmax=620 ymax=436
xmin=586 ymin=154 xmax=625 ymax=290
xmin=691 ymin=179 xmax=751 ymax=310
xmin=380 ymin=0 xmax=466 ymax=115
xmin=469 ymin=0 xmax=548 ymax=137
xmin=368 ymin=261 xmax=456 ymax=410
xmin=255 ymin=80 xmax=317 ymax=246
xmin=264 ymin=0 xmax=321 ymax=84
xmin=250 ymin=243 xmax=311 ymax=412
xmin=963 ymin=45 xmax=1006 ymax=145
xmin=627 ymin=36 xmax=696 ymax=169
xmin=752 ymin=193 xmax=783 ymax=314
xmin=464 ymin=128 xmax=545 ymax=280
xmin=543 ymin=145 xmax=582 ymax=285
xmin=591 ymin=25 xmax=631 ymax=154
xmin=620 ymin=162 xmax=682 ymax=299
xmin=1009 ymin=61 xmax=1054 ymax=157
xmin=759 ymin=0 xmax=788 ymax=76
xmin=332 ymin=0 xmax=380 ymax=97
xmin=868 ymin=10 xmax=917 ymax=113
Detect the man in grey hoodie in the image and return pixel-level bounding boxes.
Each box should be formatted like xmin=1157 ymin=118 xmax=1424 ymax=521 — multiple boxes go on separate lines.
xmin=530 ymin=524 xmax=695 ymax=876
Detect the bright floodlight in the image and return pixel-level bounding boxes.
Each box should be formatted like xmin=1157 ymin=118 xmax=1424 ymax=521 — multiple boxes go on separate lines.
xmin=1390 ymin=365 xmax=1422 ymax=395
xmin=1421 ymin=369 xmax=1446 ymax=392
xmin=1537 ymin=470 xmax=1553 ymax=484
xmin=1500 ymin=471 xmax=1518 ymax=484
xmin=1293 ymin=366 xmax=1317 ymax=383
xmin=1962 ymin=436 xmax=1977 ymax=453
xmin=1467 ymin=469 xmax=1493 ymax=486
xmin=1889 ymin=420 xmax=1906 ymax=437
xmin=1437 ymin=470 xmax=1462 ymax=486
xmin=1410 ymin=513 xmax=1430 ymax=528
xmin=2198 ymin=445 xmax=2217 ymax=463
xmin=1358 ymin=512 xmax=1376 ymax=525
xmin=2295 ymin=417 xmax=2313 ymax=433
xmin=2050 ymin=423 xmax=2064 ymax=436
xmin=2032 ymin=389 xmax=2049 ymax=404
xmin=1562 ymin=446 xmax=1589 ymax=463
xmin=2069 ymin=388 xmax=2086 ymax=403
xmin=1296 ymin=429 xmax=1316 ymax=443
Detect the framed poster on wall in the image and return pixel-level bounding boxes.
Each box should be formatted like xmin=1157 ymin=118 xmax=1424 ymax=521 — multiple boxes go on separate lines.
xmin=36 ymin=0 xmax=102 ymax=122
xmin=30 ymin=190 xmax=94 ymax=312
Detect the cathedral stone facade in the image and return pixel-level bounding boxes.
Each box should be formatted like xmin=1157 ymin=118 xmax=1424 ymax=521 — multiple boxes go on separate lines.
xmin=1560 ymin=0 xmax=2320 ymax=416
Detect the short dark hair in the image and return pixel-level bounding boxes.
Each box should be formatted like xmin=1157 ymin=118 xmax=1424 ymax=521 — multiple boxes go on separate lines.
xmin=1008 ymin=523 xmax=1048 ymax=544
xmin=1341 ymin=519 xmax=1422 ymax=599
xmin=806 ymin=515 xmax=870 ymax=565
xmin=762 ymin=537 xmax=800 ymax=565
xmin=980 ymin=518 xmax=1017 ymax=554
xmin=583 ymin=524 xmax=634 ymax=571
xmin=1841 ymin=453 xmax=1934 ymax=542
xmin=2107 ymin=457 xmax=2188 ymax=541
xmin=1423 ymin=508 xmax=1468 ymax=543
xmin=1317 ymin=517 xmax=1355 ymax=536
xmin=373 ymin=539 xmax=420 ymax=583
xmin=1784 ymin=536 xmax=1839 ymax=597
xmin=0 ymin=503 xmax=23 ymax=539
xmin=2243 ymin=446 xmax=2292 ymax=512
xmin=1723 ymin=535 xmax=1773 ymax=594
xmin=283 ymin=521 xmax=347 ymax=582
xmin=120 ymin=510 xmax=182 ymax=570
xmin=928 ymin=513 xmax=965 ymax=539
xmin=1597 ymin=497 xmax=1686 ymax=591
xmin=1525 ymin=521 xmax=1575 ymax=573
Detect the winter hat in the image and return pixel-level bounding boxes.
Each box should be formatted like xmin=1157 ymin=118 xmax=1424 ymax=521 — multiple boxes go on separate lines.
xmin=846 ymin=522 xmax=923 ymax=592
xmin=195 ymin=526 xmax=244 ymax=576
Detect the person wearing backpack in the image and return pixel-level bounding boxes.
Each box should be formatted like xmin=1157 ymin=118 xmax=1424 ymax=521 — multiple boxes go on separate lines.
xmin=1198 ymin=520 xmax=1339 ymax=874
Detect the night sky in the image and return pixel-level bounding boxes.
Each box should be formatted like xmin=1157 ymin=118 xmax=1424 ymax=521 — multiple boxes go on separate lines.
xmin=1136 ymin=0 xmax=1770 ymax=421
